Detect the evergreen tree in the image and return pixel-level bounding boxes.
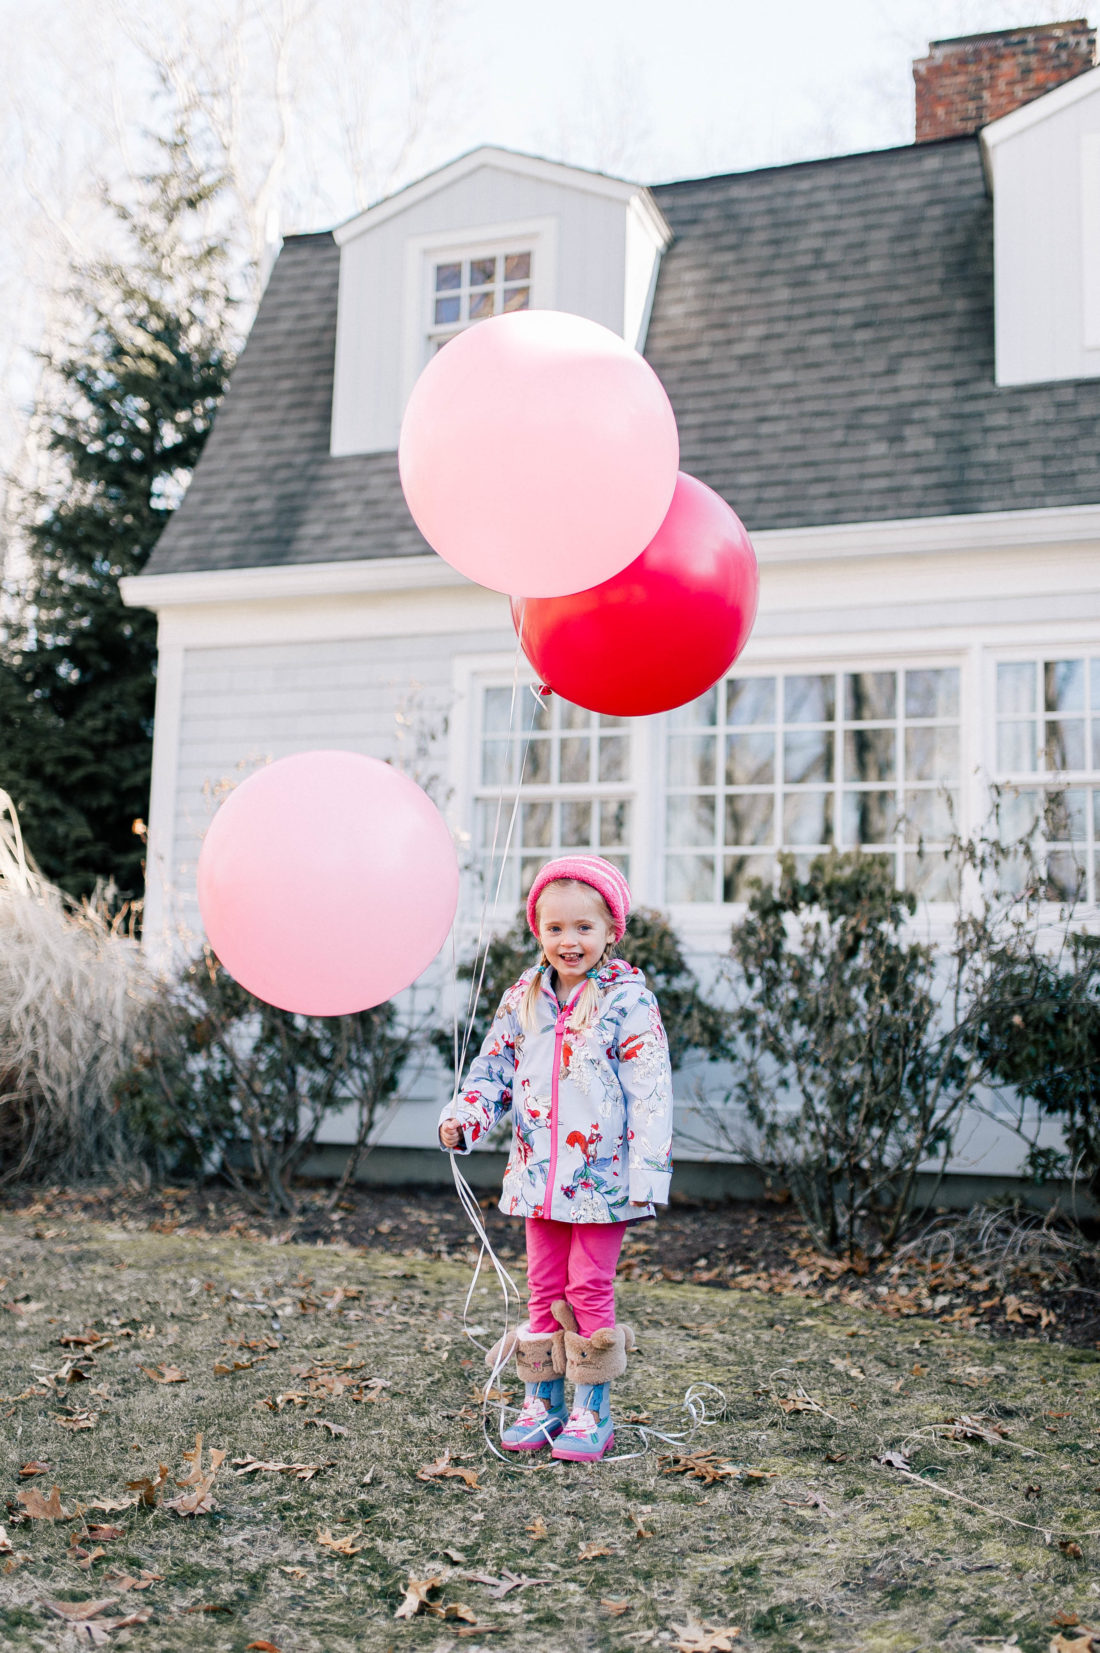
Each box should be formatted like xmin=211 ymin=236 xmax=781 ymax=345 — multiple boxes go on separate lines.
xmin=0 ymin=130 xmax=235 ymax=903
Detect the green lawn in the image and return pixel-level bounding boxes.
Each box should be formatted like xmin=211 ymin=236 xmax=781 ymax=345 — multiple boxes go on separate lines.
xmin=0 ymin=1209 xmax=1097 ymax=1652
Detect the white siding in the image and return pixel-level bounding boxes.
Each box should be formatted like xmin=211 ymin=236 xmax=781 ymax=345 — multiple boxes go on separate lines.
xmin=987 ymin=73 xmax=1100 ymax=385
xmin=332 ymin=161 xmax=642 ymax=456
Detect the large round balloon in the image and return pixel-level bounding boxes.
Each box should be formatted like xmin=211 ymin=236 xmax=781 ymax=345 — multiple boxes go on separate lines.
xmin=197 ymin=751 xmax=459 ymax=1016
xmin=511 ymin=472 xmax=759 ymax=718
xmin=398 ymin=310 xmax=679 ymax=598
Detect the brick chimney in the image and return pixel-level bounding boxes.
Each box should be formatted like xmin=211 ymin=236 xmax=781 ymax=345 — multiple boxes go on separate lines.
xmin=913 ymin=19 xmax=1097 ymax=142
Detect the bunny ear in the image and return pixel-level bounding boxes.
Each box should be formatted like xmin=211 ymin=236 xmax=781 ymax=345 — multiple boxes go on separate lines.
xmin=590 ymin=1328 xmax=616 ymax=1350
xmin=551 ymin=1298 xmax=577 ymax=1333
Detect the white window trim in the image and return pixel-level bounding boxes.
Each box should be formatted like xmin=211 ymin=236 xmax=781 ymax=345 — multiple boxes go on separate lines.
xmin=400 ymin=216 xmax=558 ymax=416
xmin=985 ymin=640 xmax=1100 ymax=911
xmin=452 ymin=649 xmax=651 ymax=931
xmin=660 ymin=647 xmax=977 ymax=921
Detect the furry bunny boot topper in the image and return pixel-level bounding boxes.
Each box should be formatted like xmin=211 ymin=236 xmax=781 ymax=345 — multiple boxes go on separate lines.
xmin=483 ymin=1303 xmax=578 ymax=1453
xmin=550 ymin=1299 xmax=635 ymax=1463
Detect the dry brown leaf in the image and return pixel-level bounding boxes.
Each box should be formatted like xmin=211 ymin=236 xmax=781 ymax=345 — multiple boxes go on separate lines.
xmin=455 ymin=1625 xmax=500 ymax=1639
xmin=0 ymin=1527 xmax=11 ymax=1553
xmin=629 ymin=1510 xmax=655 ymax=1538
xmin=1049 ymin=1634 xmax=1100 ymax=1653
xmin=70 ymin=1544 xmax=107 ymax=1571
xmin=88 ymin=1497 xmax=137 ymax=1514
xmin=231 ymin=1456 xmax=330 ymax=1481
xmin=55 ymin=1408 xmax=97 ymax=1431
xmin=17 ymin=1484 xmax=69 ymax=1520
xmin=658 ymin=1451 xmax=740 ymax=1485
xmin=164 ymin=1433 xmax=226 ymax=1516
xmin=303 ymin=1417 xmax=348 ymax=1437
xmin=776 ymin=1393 xmax=820 ymax=1414
xmin=1052 ymin=1614 xmax=1082 ymax=1629
xmin=19 ymin=1461 xmax=50 ymax=1478
xmin=316 ymin=1526 xmax=365 ymax=1556
xmin=525 ymin=1515 xmax=549 ymax=1540
xmin=280 ymin=1567 xmax=308 ymax=1580
xmin=102 ymin=1569 xmax=162 ymax=1592
xmin=141 ymin=1364 xmax=187 ymax=1384
xmin=671 ymin=1616 xmax=741 ymax=1652
xmin=578 ymin=1542 xmax=614 ymax=1560
xmin=394 ymin=1573 xmax=444 ymax=1618
xmin=42 ymin=1597 xmax=119 ymax=1622
xmin=85 ymin=1525 xmax=125 ymax=1542
xmin=245 ymin=1643 xmax=283 ymax=1651
xmin=602 ymin=1598 xmax=631 ymax=1616
xmin=126 ymin=1465 xmax=170 ymax=1507
xmin=1059 ymin=1539 xmax=1085 ymax=1559
xmin=416 ymin=1449 xmax=479 ymax=1489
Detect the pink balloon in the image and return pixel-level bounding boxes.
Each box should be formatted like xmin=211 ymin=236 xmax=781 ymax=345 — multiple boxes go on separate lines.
xmin=196 ymin=751 xmax=458 ymax=1016
xmin=398 ymin=310 xmax=679 ymax=598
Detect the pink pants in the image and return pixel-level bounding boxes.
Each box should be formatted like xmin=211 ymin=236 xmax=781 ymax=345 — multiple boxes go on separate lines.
xmin=525 ymin=1217 xmax=627 ymax=1340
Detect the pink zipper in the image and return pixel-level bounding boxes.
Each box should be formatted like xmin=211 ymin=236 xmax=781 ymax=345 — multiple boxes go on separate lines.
xmin=542 ymin=982 xmax=580 ymax=1221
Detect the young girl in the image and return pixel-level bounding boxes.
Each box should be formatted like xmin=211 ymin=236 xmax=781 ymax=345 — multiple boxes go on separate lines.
xmin=439 ymin=854 xmax=673 ymax=1462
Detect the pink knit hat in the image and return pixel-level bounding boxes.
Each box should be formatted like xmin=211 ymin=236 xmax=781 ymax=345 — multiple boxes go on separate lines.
xmin=526 ymin=855 xmax=632 ymax=942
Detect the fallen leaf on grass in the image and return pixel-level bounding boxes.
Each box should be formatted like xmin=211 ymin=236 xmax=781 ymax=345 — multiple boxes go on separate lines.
xmin=69 ymin=1543 xmax=106 ymax=1571
xmin=88 ymin=1497 xmax=137 ymax=1514
xmin=0 ymin=1526 xmax=11 ymax=1552
xmin=85 ymin=1525 xmax=125 ymax=1542
xmin=42 ymin=1598 xmax=119 ymax=1622
xmin=245 ymin=1643 xmax=283 ymax=1651
xmin=141 ymin=1365 xmax=186 ymax=1384
xmin=416 ymin=1449 xmax=479 ymax=1489
xmin=303 ymin=1417 xmax=348 ymax=1437
xmin=280 ymin=1567 xmax=308 ymax=1581
xmin=102 ymin=1569 xmax=162 ymax=1592
xmin=782 ymin=1494 xmax=837 ymax=1517
xmin=163 ymin=1433 xmax=226 ymax=1516
xmin=776 ymin=1393 xmax=821 ymax=1414
xmin=317 ymin=1527 xmax=365 ymax=1556
xmin=658 ymin=1451 xmax=741 ymax=1485
xmin=578 ymin=1542 xmax=614 ymax=1560
xmin=944 ymin=1413 xmax=1010 ymax=1446
xmin=19 ymin=1461 xmax=50 ymax=1478
xmin=17 ymin=1484 xmax=70 ymax=1520
xmin=394 ymin=1573 xmax=443 ymax=1618
xmin=55 ymin=1408 xmax=97 ymax=1431
xmin=525 ymin=1516 xmax=548 ymax=1540
xmin=443 ymin=1548 xmax=467 ymax=1563
xmin=460 ymin=1569 xmax=550 ymax=1599
xmin=1059 ymin=1539 xmax=1085 ymax=1559
xmin=629 ymin=1511 xmax=655 ymax=1538
xmin=1052 ymin=1613 xmax=1082 ymax=1629
xmin=824 ymin=1453 xmax=847 ymax=1463
xmin=671 ymin=1616 xmax=741 ymax=1652
xmin=1049 ymin=1635 xmax=1100 ymax=1653
xmin=876 ymin=1450 xmax=912 ymax=1471
xmin=232 ymin=1456 xmax=333 ymax=1481
xmin=125 ymin=1464 xmax=170 ymax=1508
xmin=602 ymin=1599 xmax=632 ymax=1616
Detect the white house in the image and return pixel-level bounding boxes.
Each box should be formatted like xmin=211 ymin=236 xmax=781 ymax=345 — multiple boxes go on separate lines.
xmin=121 ymin=23 xmax=1100 ymax=1193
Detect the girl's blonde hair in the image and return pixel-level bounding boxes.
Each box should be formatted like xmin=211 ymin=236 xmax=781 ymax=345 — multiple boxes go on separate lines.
xmin=520 ymin=879 xmax=617 ymax=1033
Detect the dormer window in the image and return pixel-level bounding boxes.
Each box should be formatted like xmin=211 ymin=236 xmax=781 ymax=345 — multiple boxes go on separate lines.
xmin=429 ymin=250 xmax=532 ymax=352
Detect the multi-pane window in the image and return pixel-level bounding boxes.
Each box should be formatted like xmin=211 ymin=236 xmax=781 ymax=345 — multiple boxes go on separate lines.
xmin=995 ymin=656 xmax=1100 ymax=904
xmin=429 ymin=251 xmax=532 ymax=352
xmin=475 ymin=686 xmax=631 ymax=907
xmin=665 ymin=666 xmax=961 ymax=903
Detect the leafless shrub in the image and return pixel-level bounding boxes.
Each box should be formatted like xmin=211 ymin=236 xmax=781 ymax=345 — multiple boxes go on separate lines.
xmin=894 ymin=1202 xmax=1092 ymax=1288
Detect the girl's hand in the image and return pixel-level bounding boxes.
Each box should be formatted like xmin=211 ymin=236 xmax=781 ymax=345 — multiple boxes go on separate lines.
xmin=440 ymin=1119 xmax=464 ymax=1150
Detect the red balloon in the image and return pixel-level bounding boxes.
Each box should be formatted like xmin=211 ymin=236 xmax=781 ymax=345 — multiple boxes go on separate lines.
xmin=511 ymin=472 xmax=759 ymax=717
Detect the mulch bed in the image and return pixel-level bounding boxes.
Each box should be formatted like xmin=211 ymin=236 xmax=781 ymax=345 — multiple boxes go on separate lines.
xmin=4 ymin=1178 xmax=1098 ymax=1349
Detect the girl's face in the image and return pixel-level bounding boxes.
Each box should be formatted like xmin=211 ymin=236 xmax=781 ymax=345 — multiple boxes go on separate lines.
xmin=536 ymin=882 xmax=614 ymax=993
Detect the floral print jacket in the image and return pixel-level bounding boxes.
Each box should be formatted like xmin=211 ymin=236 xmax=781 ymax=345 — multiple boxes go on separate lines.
xmin=439 ymin=958 xmax=674 ymax=1222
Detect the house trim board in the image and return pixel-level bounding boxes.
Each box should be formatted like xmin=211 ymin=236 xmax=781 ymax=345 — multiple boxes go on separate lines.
xmin=120 ymin=501 xmax=1100 ymax=614
xmin=332 ymin=145 xmax=670 ymax=244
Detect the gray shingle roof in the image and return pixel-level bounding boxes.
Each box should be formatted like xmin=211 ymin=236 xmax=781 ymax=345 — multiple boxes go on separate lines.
xmin=146 ymin=136 xmax=1100 ymax=577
